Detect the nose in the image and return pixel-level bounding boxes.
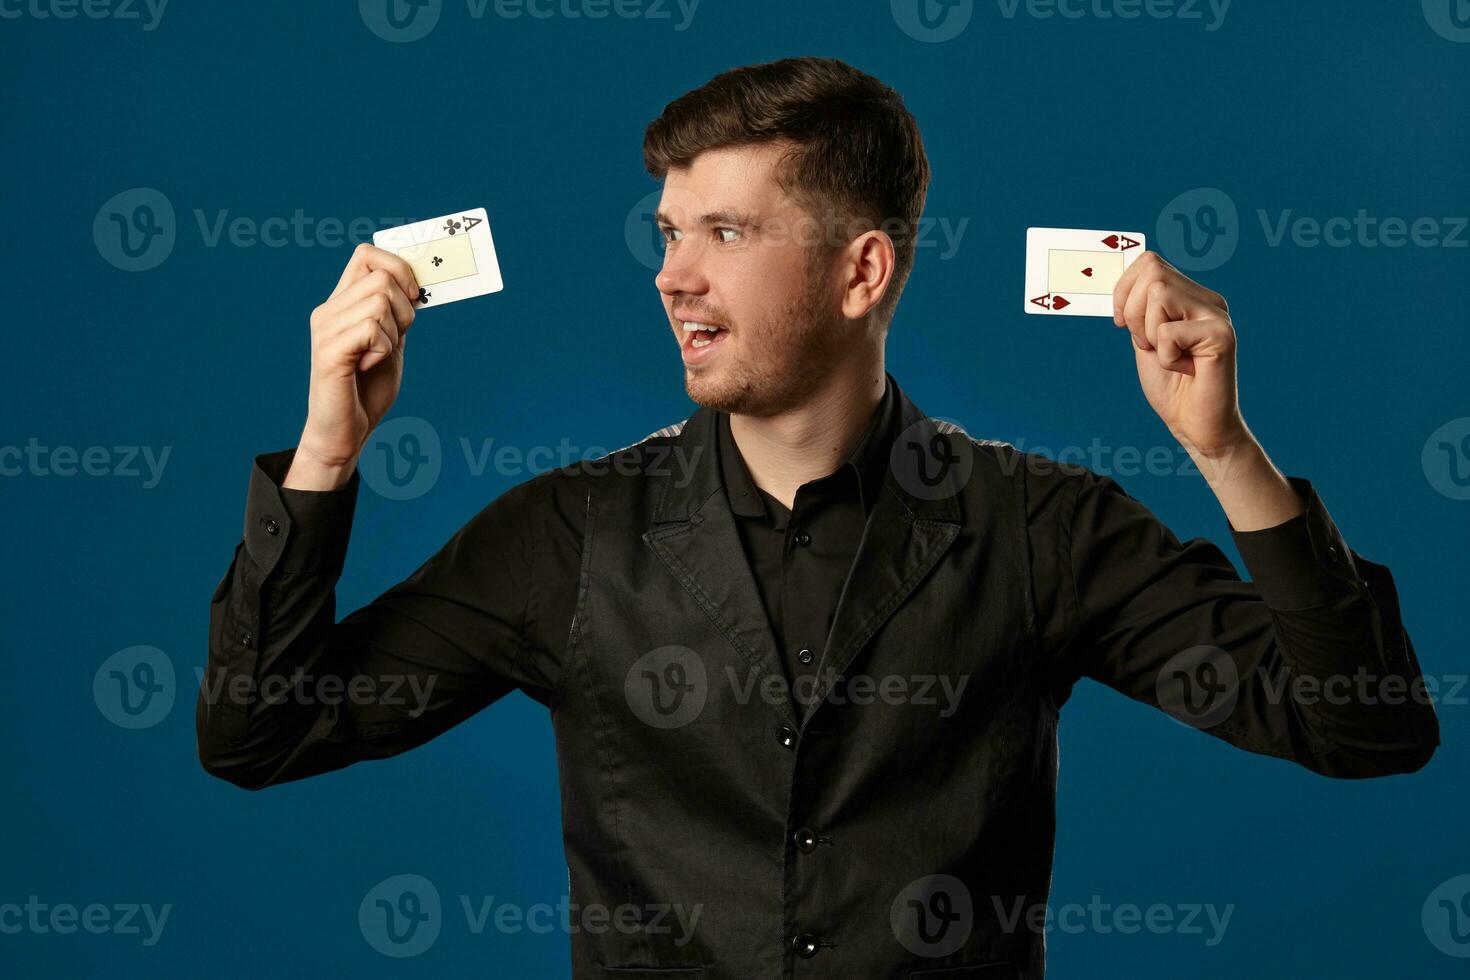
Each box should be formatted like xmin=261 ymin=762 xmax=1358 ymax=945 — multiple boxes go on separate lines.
xmin=655 ymin=237 xmax=709 ymax=299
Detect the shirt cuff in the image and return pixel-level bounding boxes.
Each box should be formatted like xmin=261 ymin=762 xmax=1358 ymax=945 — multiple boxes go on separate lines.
xmin=1228 ymin=476 xmax=1362 ymax=610
xmin=243 ymin=448 xmax=360 ymax=576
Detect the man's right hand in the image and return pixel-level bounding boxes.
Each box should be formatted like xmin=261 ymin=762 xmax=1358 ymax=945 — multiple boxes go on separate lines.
xmin=285 ymin=244 xmax=420 ymax=490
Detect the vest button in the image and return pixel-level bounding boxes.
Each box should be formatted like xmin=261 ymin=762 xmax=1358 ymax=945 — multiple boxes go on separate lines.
xmin=793 ymin=827 xmax=818 ymax=853
xmin=792 ymin=933 xmax=822 ymax=958
xmin=775 ymin=726 xmax=797 ymax=749
xmin=793 ymin=528 xmax=812 ymax=547
xmin=797 ymin=647 xmax=814 ymax=664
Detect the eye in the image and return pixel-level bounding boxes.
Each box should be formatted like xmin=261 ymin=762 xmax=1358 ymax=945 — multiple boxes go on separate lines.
xmin=715 ymin=227 xmax=740 ymax=243
xmin=659 ymin=226 xmax=682 ymax=244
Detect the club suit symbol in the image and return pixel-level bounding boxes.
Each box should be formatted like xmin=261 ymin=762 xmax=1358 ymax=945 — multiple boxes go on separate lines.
xmin=891 ymin=875 xmax=973 ymax=957
xmin=1423 ymin=875 xmax=1470 ymax=957
xmin=1422 ymin=417 xmax=1470 ymax=500
xmin=1156 ymin=187 xmax=1239 ymax=272
xmin=1156 ymin=645 xmax=1240 ymax=730
xmin=359 ymin=874 xmax=441 ymax=958
xmin=625 ymin=646 xmax=708 ymax=730
xmin=891 ymin=0 xmax=974 ymax=43
xmin=1423 ymin=0 xmax=1470 ymax=42
xmin=93 ymin=645 xmax=175 ymax=729
xmin=359 ymin=0 xmax=441 ymax=43
xmin=360 ymin=416 xmax=442 ymax=500
xmin=93 ymin=188 xmax=175 ymax=272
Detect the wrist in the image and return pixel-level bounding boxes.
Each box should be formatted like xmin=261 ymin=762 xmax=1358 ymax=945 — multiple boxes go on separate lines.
xmin=1176 ymin=423 xmax=1259 ymax=483
xmin=285 ymin=438 xmax=360 ymax=491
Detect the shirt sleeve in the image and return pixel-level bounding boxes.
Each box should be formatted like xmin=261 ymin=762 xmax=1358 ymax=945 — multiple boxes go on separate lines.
xmin=1046 ymin=466 xmax=1440 ymax=779
xmin=196 ymin=447 xmax=550 ymax=790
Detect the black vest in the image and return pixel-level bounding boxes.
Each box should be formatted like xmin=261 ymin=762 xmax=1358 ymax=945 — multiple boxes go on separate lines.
xmin=551 ymin=380 xmax=1053 ymax=979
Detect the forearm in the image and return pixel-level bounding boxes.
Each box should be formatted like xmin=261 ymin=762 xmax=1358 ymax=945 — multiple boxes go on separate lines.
xmin=1191 ymin=432 xmax=1305 ymax=532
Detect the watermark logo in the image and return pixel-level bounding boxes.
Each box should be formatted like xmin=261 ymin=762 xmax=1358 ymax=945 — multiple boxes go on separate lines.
xmin=361 ymin=0 xmax=697 ymax=40
xmin=633 ymin=185 xmax=970 ymax=273
xmin=625 ymin=188 xmax=669 ymax=272
xmin=1161 ymin=186 xmax=1468 ymax=268
xmin=891 ymin=417 xmax=975 ymax=502
xmin=1155 ymin=645 xmax=1239 ymax=730
xmin=360 ymin=416 xmax=443 ymax=500
xmin=359 ymin=0 xmax=441 ymax=42
xmin=94 ymin=188 xmax=175 ymax=272
xmin=0 ymin=440 xmax=171 ymax=488
xmin=891 ymin=874 xmax=973 ymax=957
xmin=0 ymin=0 xmax=168 ymax=30
xmin=1422 ymin=417 xmax=1470 ymax=501
xmin=891 ymin=0 xmax=974 ymax=42
xmin=0 ymin=898 xmax=171 ymax=946
xmin=1156 ymin=187 xmax=1239 ymax=272
xmin=992 ymin=893 xmax=1233 ymax=945
xmin=93 ymin=645 xmax=175 ymax=730
xmin=1423 ymin=0 xmax=1470 ymax=42
xmin=624 ymin=645 xmax=708 ymax=730
xmin=1423 ymin=874 xmax=1470 ymax=957
xmin=360 ymin=874 xmax=442 ymax=958
xmin=94 ymin=189 xmax=409 ymax=270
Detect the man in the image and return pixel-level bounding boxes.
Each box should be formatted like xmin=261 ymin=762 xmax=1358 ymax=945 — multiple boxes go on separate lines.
xmin=198 ymin=57 xmax=1439 ymax=978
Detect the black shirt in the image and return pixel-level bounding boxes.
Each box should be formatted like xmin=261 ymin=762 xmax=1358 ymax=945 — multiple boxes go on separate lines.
xmin=717 ymin=377 xmax=897 ymax=706
xmin=197 ymin=374 xmax=1436 ymax=786
xmin=196 ymin=372 xmax=1438 ymax=976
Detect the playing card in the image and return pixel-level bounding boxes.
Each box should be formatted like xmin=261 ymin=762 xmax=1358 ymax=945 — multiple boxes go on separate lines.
xmin=373 ymin=207 xmax=503 ymax=308
xmin=1024 ymin=227 xmax=1146 ymax=316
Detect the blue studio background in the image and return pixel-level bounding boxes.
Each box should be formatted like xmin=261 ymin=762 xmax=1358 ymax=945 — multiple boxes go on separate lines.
xmin=4 ymin=1 xmax=1468 ymax=976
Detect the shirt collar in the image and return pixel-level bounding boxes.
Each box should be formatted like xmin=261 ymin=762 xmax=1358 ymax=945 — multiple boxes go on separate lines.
xmin=718 ymin=374 xmax=898 ymax=519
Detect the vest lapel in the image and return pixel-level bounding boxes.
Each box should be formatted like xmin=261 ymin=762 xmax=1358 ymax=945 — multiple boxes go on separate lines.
xmin=641 ymin=384 xmax=968 ymax=731
xmin=803 ymin=390 xmax=964 ymax=724
xmin=643 ymin=405 xmax=797 ymax=729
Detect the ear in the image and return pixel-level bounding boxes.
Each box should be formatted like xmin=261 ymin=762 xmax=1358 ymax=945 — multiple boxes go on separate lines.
xmin=839 ymin=230 xmax=896 ymax=321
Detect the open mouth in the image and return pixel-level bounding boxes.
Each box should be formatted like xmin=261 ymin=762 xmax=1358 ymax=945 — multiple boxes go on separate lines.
xmin=680 ymin=320 xmax=730 ymax=353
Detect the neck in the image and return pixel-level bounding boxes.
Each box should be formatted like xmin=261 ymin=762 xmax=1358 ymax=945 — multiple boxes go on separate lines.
xmin=728 ymin=356 xmax=886 ymax=510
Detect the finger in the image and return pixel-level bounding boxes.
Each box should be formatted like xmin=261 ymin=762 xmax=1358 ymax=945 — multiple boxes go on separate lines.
xmin=1154 ymin=317 xmax=1232 ymax=376
xmin=1121 ymin=271 xmax=1159 ymax=349
xmin=1114 ymin=251 xmax=1224 ymax=326
xmin=1130 ymin=279 xmax=1217 ymax=352
xmin=334 ymin=268 xmax=416 ymax=332
xmin=326 ymin=293 xmax=399 ymax=351
xmin=1112 ymin=251 xmax=1162 ymax=327
xmin=331 ymin=243 xmax=420 ymax=303
xmin=356 ymin=321 xmax=398 ymax=373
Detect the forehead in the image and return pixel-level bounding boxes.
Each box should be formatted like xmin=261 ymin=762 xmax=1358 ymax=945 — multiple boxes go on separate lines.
xmin=658 ymin=143 xmax=801 ymax=221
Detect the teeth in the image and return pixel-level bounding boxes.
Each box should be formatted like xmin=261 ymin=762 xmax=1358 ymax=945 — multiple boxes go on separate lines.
xmin=681 ymin=321 xmax=722 ymax=332
xmin=691 ymin=336 xmax=713 ymax=348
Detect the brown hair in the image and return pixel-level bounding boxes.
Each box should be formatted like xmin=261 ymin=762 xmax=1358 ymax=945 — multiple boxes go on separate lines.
xmin=643 ymin=57 xmax=931 ymax=328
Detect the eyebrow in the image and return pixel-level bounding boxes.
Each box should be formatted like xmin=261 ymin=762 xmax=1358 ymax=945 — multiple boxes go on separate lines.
xmin=653 ymin=208 xmax=756 ymax=229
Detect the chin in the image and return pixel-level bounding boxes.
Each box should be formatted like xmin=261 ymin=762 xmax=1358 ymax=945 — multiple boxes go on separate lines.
xmin=684 ymin=364 xmax=802 ymax=418
xmin=683 ymin=369 xmax=751 ymax=414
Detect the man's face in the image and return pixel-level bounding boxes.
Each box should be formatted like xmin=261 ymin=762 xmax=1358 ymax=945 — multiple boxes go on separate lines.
xmin=654 ymin=143 xmax=851 ymax=417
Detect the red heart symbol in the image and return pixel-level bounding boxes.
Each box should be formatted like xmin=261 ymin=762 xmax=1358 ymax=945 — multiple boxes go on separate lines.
xmin=1051 ymin=295 xmax=1070 ymax=311
xmin=1102 ymin=234 xmax=1120 ymax=249
xmin=1081 ymin=267 xmax=1093 ymax=277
